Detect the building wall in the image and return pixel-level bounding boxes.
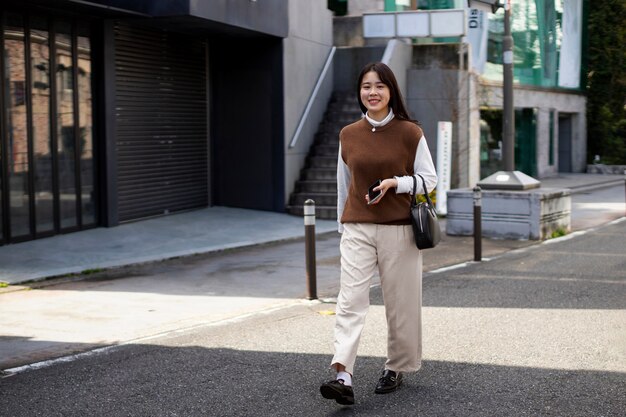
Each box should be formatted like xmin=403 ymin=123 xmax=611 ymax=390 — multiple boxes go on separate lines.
xmin=479 ymin=83 xmax=587 ymax=177
xmin=406 ymin=44 xmax=478 ymax=189
xmin=348 ymin=0 xmax=385 ymax=15
xmin=333 ymin=46 xmax=386 ymax=92
xmin=283 ymin=0 xmax=334 ymax=204
xmin=209 ymin=37 xmax=285 ymax=212
xmin=382 ymin=39 xmax=413 ymax=101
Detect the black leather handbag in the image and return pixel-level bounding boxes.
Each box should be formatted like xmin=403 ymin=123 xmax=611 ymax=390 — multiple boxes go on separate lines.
xmin=410 ymin=174 xmax=441 ymax=250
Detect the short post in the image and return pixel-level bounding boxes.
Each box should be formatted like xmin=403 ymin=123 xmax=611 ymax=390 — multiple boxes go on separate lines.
xmin=473 ymin=186 xmax=482 ymax=262
xmin=304 ymin=199 xmax=317 ymax=300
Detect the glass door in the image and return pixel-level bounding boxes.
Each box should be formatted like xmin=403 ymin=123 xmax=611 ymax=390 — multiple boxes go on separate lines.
xmin=30 ymin=16 xmax=54 ymax=235
xmin=0 ymin=12 xmax=97 ymax=245
xmin=3 ymin=13 xmax=32 ymax=240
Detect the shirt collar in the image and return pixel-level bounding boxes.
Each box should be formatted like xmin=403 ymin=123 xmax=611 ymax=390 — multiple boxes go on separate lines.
xmin=364 ymin=108 xmax=395 ymax=128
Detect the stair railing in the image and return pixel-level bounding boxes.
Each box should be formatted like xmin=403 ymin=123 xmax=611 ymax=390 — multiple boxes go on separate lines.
xmin=288 ymin=46 xmax=337 ymax=149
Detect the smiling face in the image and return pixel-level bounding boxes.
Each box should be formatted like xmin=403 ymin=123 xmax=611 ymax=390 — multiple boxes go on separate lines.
xmin=359 ymin=70 xmax=391 ymax=121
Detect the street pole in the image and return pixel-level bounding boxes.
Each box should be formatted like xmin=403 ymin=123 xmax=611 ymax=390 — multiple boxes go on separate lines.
xmin=472 ymin=0 xmax=539 ymax=190
xmin=304 ymin=199 xmax=317 ymax=300
xmin=502 ymin=0 xmax=515 ymax=171
xmin=473 ymin=186 xmax=482 ymax=262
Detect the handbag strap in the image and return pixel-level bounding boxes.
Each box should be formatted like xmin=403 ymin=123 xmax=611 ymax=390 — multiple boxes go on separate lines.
xmin=411 ymin=174 xmax=434 ymax=208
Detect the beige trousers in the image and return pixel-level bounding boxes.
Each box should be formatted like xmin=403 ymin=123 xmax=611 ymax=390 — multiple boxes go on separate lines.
xmin=331 ymin=223 xmax=423 ymax=375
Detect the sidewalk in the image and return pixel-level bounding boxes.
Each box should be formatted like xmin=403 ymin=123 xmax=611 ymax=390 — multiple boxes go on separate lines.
xmin=1 ymin=202 xmax=624 ymax=416
xmin=0 ymin=173 xmax=624 ymax=372
xmin=1 ymin=173 xmax=623 ymax=285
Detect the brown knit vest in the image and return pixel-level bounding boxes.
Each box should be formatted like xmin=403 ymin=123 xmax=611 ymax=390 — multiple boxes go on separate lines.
xmin=340 ymin=117 xmax=422 ymax=225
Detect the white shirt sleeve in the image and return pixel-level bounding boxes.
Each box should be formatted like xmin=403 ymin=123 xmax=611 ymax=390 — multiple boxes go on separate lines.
xmin=394 ymin=135 xmax=438 ymax=195
xmin=337 ymin=143 xmax=350 ymax=234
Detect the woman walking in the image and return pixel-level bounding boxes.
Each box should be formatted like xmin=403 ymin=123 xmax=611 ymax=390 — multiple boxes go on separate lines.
xmin=320 ymin=62 xmax=437 ymax=405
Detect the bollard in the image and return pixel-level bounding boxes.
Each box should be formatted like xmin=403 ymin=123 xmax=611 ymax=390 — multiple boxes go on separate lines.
xmin=624 ymin=169 xmax=626 ymax=217
xmin=473 ymin=186 xmax=482 ymax=262
xmin=304 ymin=199 xmax=317 ymax=300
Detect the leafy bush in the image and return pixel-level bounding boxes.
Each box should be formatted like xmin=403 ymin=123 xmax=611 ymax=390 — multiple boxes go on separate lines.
xmin=587 ymin=1 xmax=626 ymax=164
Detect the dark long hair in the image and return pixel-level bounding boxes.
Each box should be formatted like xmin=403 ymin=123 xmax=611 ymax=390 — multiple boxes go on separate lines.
xmin=356 ymin=62 xmax=419 ymax=125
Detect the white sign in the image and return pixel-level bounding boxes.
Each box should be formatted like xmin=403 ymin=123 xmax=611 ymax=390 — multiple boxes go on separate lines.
xmin=362 ymin=13 xmax=395 ymax=38
xmin=464 ymin=7 xmax=489 ymax=73
xmin=364 ymin=10 xmax=466 ymax=39
xmin=558 ymin=0 xmax=582 ymax=88
xmin=436 ymin=121 xmax=452 ymax=215
xmin=430 ymin=9 xmax=466 ymax=37
xmin=396 ymin=12 xmax=429 ymax=38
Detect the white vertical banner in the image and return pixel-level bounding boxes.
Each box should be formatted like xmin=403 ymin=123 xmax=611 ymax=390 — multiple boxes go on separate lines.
xmin=558 ymin=0 xmax=582 ymax=88
xmin=436 ymin=121 xmax=452 ymax=215
xmin=464 ymin=7 xmax=489 ymax=74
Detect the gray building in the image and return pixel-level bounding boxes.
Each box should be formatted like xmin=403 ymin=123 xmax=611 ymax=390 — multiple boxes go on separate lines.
xmin=333 ymin=0 xmax=588 ymax=189
xmin=0 ymin=0 xmax=334 ymax=245
xmin=1 ymin=0 xmax=589 ymax=244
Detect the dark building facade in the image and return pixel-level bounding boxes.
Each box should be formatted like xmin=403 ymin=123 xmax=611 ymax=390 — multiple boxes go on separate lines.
xmin=0 ymin=0 xmax=293 ymax=245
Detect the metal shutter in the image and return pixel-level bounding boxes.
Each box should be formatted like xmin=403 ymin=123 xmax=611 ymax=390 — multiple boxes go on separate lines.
xmin=115 ymin=23 xmax=207 ymax=222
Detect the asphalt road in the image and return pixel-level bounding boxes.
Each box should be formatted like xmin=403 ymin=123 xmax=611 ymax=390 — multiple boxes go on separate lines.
xmin=1 ymin=219 xmax=624 ymax=416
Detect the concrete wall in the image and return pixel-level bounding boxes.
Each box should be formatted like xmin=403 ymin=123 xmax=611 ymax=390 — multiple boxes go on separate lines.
xmin=333 ymin=45 xmax=386 ymax=93
xmin=478 ymin=84 xmax=587 ymax=177
xmin=406 ymin=44 xmax=478 ymax=189
xmin=190 ymin=0 xmax=289 ymax=37
xmin=333 ymin=15 xmax=395 ymax=48
xmin=333 ymin=16 xmax=365 ymax=47
xmin=381 ymin=39 xmax=413 ymax=100
xmin=348 ymin=0 xmax=384 ymax=16
xmin=283 ymin=0 xmax=334 ymax=204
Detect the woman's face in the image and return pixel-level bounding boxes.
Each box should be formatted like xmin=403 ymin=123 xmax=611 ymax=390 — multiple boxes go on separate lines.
xmin=360 ymin=70 xmax=390 ymax=120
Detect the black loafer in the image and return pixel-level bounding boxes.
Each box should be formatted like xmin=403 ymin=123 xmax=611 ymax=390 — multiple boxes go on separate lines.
xmin=320 ymin=379 xmax=355 ymax=405
xmin=374 ymin=370 xmax=403 ymax=394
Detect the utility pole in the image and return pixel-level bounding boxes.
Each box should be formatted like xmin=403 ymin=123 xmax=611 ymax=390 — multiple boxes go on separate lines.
xmin=502 ymin=0 xmax=515 ymax=171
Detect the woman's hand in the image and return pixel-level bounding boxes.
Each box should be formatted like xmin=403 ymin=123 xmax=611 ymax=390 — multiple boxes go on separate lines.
xmin=365 ymin=178 xmax=398 ymax=205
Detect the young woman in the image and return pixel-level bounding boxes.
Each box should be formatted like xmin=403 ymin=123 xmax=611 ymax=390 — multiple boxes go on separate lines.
xmin=320 ymin=62 xmax=437 ymax=405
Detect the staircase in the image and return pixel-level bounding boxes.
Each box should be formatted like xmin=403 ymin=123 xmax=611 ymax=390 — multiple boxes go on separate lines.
xmin=287 ymin=91 xmax=362 ymax=220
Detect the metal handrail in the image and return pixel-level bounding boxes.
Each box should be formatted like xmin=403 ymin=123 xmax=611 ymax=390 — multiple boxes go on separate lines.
xmin=288 ymin=46 xmax=336 ymax=149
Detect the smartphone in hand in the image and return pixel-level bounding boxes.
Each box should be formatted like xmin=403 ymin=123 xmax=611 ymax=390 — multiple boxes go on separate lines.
xmin=368 ymin=179 xmax=383 ymax=205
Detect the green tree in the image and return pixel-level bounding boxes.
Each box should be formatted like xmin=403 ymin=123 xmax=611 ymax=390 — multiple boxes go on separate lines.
xmin=587 ymin=0 xmax=626 ymax=164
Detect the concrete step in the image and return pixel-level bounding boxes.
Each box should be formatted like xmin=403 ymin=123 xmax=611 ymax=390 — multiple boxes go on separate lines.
xmin=325 ymin=111 xmax=361 ymax=124
xmin=302 ymin=167 xmax=336 ymax=180
xmin=328 ymin=101 xmax=357 ymax=113
xmin=331 ymin=91 xmax=354 ymax=103
xmin=314 ymin=132 xmax=340 ymax=146
xmin=286 ymin=204 xmax=337 ymax=220
xmin=294 ymin=180 xmax=337 ymax=193
xmin=289 ymin=192 xmax=337 ymax=206
xmin=285 ymin=90 xmax=357 ymax=218
xmin=311 ymin=144 xmax=339 ymax=157
xmin=306 ymin=156 xmax=337 ymax=168
xmin=317 ymin=121 xmax=344 ymax=135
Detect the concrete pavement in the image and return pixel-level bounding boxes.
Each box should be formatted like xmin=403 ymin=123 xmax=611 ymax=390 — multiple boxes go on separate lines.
xmin=0 ymin=173 xmax=623 ymax=285
xmin=1 ymin=212 xmax=624 ymax=416
xmin=0 ymin=173 xmax=624 ymax=374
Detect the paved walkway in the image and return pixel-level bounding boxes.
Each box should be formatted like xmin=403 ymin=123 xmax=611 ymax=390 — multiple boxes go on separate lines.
xmin=0 ymin=173 xmax=624 ymax=372
xmin=0 ymin=173 xmax=623 ymax=285
xmin=1 ymin=208 xmax=624 ymax=416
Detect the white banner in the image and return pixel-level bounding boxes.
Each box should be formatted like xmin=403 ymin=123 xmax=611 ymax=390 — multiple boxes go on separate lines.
xmin=558 ymin=0 xmax=582 ymax=88
xmin=436 ymin=121 xmax=452 ymax=216
xmin=464 ymin=7 xmax=489 ymax=74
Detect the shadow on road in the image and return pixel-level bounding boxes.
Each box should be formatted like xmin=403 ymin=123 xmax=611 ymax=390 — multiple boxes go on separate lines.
xmin=1 ymin=344 xmax=623 ymax=417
